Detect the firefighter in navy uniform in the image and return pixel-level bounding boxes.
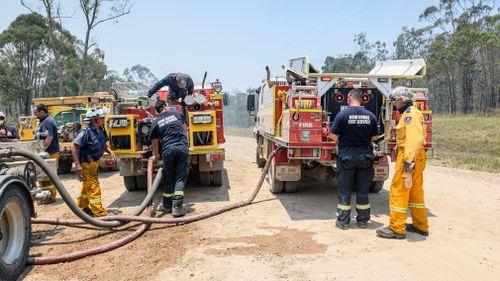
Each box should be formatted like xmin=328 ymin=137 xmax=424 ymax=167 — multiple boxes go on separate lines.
xmin=33 ymin=104 xmax=61 ymax=203
xmin=148 ymin=100 xmax=189 ymax=217
xmin=0 ymin=111 xmax=20 ymax=142
xmin=147 ymin=73 xmax=194 ymax=102
xmin=325 ymin=89 xmax=380 ymax=230
xmin=377 ymin=86 xmax=429 ymax=239
xmin=72 ymin=107 xmax=115 ymax=217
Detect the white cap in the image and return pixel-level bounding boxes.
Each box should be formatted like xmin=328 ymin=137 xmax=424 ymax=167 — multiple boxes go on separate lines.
xmin=0 ymin=112 xmax=5 ymax=118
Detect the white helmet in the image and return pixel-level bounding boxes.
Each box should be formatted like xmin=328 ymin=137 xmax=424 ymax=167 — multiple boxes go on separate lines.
xmin=84 ymin=107 xmax=109 ymax=121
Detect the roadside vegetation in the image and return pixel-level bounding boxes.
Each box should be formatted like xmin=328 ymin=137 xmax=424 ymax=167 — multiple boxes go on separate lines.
xmin=431 ymin=115 xmax=500 ymax=172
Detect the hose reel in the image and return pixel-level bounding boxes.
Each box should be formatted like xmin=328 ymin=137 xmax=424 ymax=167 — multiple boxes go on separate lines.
xmin=0 ymin=161 xmax=37 ymax=190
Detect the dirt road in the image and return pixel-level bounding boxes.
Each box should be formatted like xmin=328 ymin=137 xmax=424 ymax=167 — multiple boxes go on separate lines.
xmin=22 ymin=135 xmax=500 ymax=281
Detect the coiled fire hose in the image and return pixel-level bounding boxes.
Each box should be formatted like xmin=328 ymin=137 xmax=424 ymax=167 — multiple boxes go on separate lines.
xmin=2 ymin=147 xmax=280 ymax=264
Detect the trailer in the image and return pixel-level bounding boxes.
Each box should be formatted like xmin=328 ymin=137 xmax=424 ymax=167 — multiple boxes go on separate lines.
xmin=247 ymin=56 xmax=433 ymax=193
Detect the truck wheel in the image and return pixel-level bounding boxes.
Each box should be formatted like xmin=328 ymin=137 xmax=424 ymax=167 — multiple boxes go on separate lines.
xmin=256 ymin=138 xmax=266 ymax=168
xmin=0 ymin=187 xmax=31 ymax=280
xmin=135 ymin=175 xmax=147 ymax=191
xmin=267 ymin=163 xmax=284 ymax=193
xmin=124 ymin=176 xmax=138 ymax=192
xmin=200 ymin=172 xmax=211 ymax=186
xmin=212 ymin=171 xmax=223 ymax=186
xmin=284 ymin=181 xmax=298 ymax=193
xmin=57 ymin=157 xmax=73 ymax=174
xmin=369 ymin=181 xmax=384 ymax=193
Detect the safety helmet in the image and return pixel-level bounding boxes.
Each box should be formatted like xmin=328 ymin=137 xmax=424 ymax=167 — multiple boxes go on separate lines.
xmin=390 ymin=86 xmax=414 ymax=103
xmin=84 ymin=107 xmax=109 ymax=121
xmin=176 ymin=73 xmax=188 ymax=89
xmin=0 ymin=112 xmax=5 ymax=118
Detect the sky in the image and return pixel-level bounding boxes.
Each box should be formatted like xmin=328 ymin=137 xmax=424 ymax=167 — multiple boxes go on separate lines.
xmin=0 ymin=0 xmax=437 ymax=92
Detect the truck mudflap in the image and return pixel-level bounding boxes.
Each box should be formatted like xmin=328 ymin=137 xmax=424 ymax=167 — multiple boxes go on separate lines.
xmin=373 ymin=155 xmax=390 ymax=182
xmin=275 ymin=164 xmax=301 ymax=182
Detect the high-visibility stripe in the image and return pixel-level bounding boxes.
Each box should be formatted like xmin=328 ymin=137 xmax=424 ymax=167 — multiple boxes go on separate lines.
xmin=174 ymin=190 xmax=184 ymax=196
xmin=408 ymin=203 xmax=426 ymax=209
xmin=163 ymin=193 xmax=174 ymax=198
xmin=337 ymin=204 xmax=351 ymax=211
xmin=79 ymin=194 xmax=88 ymax=198
xmin=356 ymin=204 xmax=371 ymax=210
xmin=89 ymin=198 xmax=102 ymax=203
xmin=390 ymin=206 xmax=407 ymax=213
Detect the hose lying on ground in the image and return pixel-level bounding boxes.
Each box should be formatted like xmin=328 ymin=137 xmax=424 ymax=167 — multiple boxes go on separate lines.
xmin=28 ymin=158 xmax=157 ymax=265
xmin=13 ymin=147 xmax=280 ymax=264
xmin=2 ymin=149 xmax=161 ymax=228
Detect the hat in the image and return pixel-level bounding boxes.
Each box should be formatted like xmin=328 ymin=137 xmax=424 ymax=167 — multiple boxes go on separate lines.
xmin=84 ymin=107 xmax=109 ymax=121
xmin=390 ymin=86 xmax=414 ymax=102
xmin=176 ymin=73 xmax=188 ymax=89
xmin=0 ymin=112 xmax=5 ymax=118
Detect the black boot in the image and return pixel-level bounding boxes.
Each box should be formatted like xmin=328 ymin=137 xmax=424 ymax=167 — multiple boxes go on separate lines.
xmin=172 ymin=198 xmax=186 ymax=217
xmin=162 ymin=198 xmax=172 ymax=214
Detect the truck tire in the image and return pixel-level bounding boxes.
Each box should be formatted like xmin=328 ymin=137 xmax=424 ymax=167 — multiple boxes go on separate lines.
xmin=369 ymin=181 xmax=385 ymax=193
xmin=124 ymin=176 xmax=138 ymax=192
xmin=135 ymin=175 xmax=147 ymax=191
xmin=284 ymin=181 xmax=298 ymax=193
xmin=200 ymin=172 xmax=211 ymax=186
xmin=267 ymin=163 xmax=284 ymax=193
xmin=0 ymin=187 xmax=31 ymax=280
xmin=57 ymin=157 xmax=73 ymax=174
xmin=212 ymin=171 xmax=223 ymax=186
xmin=256 ymin=138 xmax=266 ymax=168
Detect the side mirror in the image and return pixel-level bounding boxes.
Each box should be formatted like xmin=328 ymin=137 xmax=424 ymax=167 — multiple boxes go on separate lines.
xmin=247 ymin=95 xmax=255 ymax=112
xmin=222 ymin=93 xmax=230 ymax=106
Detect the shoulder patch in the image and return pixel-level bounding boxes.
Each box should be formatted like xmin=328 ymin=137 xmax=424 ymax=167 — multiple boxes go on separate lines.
xmin=405 ymin=116 xmax=412 ymax=125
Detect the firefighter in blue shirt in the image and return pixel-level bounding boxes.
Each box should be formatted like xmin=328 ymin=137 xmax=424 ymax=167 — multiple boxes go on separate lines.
xmin=33 ymin=104 xmax=60 ymax=203
xmin=0 ymin=111 xmax=20 ymax=142
xmin=325 ymin=89 xmax=380 ymax=230
xmin=147 ymin=73 xmax=194 ymax=102
xmin=148 ymin=100 xmax=189 ymax=217
xmin=72 ymin=107 xmax=115 ymax=217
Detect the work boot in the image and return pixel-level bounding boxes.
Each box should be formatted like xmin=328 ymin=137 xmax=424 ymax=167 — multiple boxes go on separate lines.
xmin=336 ymin=220 xmax=350 ymax=230
xmin=406 ymin=224 xmax=429 ymax=236
xmin=357 ymin=220 xmax=368 ymax=229
xmin=162 ymin=198 xmax=172 ymax=214
xmin=82 ymin=207 xmax=94 ymax=217
xmin=376 ymin=226 xmax=405 ymax=239
xmin=172 ymin=198 xmax=186 ymax=217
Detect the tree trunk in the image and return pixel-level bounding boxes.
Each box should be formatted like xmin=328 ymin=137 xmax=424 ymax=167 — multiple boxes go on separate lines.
xmin=78 ymin=27 xmax=91 ymax=96
xmin=44 ymin=0 xmax=65 ymax=96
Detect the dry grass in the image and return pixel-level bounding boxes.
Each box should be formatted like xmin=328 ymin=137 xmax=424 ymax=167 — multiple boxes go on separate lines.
xmin=431 ymin=115 xmax=500 ymax=172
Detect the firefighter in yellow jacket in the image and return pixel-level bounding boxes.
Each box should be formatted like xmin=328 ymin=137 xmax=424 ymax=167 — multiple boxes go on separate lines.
xmin=71 ymin=107 xmax=115 ymax=217
xmin=376 ymin=86 xmax=429 ymax=239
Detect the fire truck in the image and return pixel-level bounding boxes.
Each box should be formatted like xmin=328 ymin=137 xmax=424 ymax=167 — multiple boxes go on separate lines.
xmin=19 ymin=94 xmax=117 ymax=174
xmin=109 ymin=77 xmax=229 ymax=191
xmin=247 ymin=56 xmax=432 ymax=193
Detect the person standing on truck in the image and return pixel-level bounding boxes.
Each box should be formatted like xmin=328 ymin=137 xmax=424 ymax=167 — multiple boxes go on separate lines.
xmin=147 ymin=73 xmax=194 ymax=102
xmin=72 ymin=107 xmax=116 ymax=217
xmin=148 ymin=100 xmax=188 ymax=217
xmin=0 ymin=111 xmax=20 ymax=142
xmin=325 ymin=89 xmax=380 ymax=230
xmin=33 ymin=104 xmax=60 ymax=203
xmin=376 ymin=86 xmax=429 ymax=239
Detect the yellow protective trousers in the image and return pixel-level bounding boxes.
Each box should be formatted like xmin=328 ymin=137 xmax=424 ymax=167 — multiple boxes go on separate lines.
xmin=76 ymin=160 xmax=108 ymax=217
xmin=39 ymin=152 xmax=60 ymax=200
xmin=389 ymin=148 xmax=428 ymax=234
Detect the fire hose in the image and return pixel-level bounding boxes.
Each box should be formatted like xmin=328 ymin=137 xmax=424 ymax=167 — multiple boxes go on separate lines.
xmin=1 ymin=147 xmax=280 ymax=264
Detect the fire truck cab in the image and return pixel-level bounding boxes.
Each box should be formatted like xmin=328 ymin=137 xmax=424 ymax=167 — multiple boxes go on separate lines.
xmin=248 ymin=56 xmax=432 ymax=193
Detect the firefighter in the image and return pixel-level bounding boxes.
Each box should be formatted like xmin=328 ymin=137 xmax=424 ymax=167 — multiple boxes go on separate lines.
xmin=0 ymin=111 xmax=20 ymax=142
xmin=148 ymin=100 xmax=188 ymax=217
xmin=72 ymin=107 xmax=115 ymax=217
xmin=147 ymin=73 xmax=194 ymax=102
xmin=376 ymin=86 xmax=429 ymax=239
xmin=325 ymin=89 xmax=380 ymax=230
xmin=33 ymin=104 xmax=60 ymax=203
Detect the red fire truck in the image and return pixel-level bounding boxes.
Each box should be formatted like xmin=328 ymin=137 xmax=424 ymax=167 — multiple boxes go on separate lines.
xmin=247 ymin=56 xmax=432 ymax=193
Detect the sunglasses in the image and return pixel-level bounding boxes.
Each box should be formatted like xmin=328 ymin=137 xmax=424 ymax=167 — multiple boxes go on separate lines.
xmin=0 ymin=117 xmax=5 ymax=120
